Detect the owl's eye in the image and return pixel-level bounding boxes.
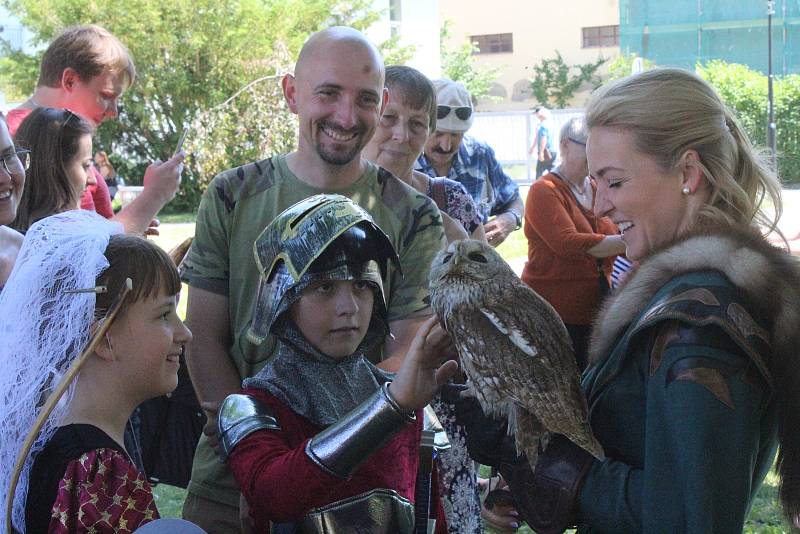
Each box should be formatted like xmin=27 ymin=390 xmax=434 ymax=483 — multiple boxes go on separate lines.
xmin=468 ymin=252 xmax=488 ymax=263
xmin=442 ymin=253 xmax=453 ymax=264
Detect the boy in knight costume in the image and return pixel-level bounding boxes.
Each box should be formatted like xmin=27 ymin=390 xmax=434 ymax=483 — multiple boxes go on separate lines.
xmin=218 ymin=195 xmax=455 ymax=533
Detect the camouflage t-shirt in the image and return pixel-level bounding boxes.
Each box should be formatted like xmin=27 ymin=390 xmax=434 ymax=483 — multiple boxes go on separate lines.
xmin=181 ymin=154 xmax=445 ymax=505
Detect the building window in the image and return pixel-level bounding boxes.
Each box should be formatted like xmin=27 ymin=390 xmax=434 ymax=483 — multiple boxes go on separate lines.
xmin=470 ymin=33 xmax=513 ymax=54
xmin=582 ymin=25 xmax=619 ymax=48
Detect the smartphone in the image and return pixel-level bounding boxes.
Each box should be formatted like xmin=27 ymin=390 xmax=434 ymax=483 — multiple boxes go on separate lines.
xmin=174 ymin=126 xmax=189 ymax=156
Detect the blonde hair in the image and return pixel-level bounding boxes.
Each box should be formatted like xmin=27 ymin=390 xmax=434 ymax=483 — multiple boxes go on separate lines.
xmin=38 ymin=25 xmax=136 ymax=89
xmin=586 ymin=68 xmax=781 ymax=236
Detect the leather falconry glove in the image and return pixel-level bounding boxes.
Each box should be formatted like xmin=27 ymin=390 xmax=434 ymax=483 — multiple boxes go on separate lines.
xmin=499 ymin=434 xmax=595 ymax=534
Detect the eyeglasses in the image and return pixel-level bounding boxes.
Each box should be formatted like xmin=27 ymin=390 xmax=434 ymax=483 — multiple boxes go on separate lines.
xmin=1 ymin=147 xmax=31 ymax=175
xmin=567 ymin=137 xmax=586 ymax=146
xmin=437 ymin=105 xmax=473 ymax=121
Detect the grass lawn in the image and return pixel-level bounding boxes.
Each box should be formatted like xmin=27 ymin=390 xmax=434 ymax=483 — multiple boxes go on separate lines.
xmin=151 ymin=464 xmax=791 ymax=531
xmin=147 ymin=190 xmax=793 ymax=530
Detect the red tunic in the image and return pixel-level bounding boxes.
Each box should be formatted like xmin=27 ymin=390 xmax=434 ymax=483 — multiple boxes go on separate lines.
xmin=229 ymin=387 xmax=447 ymax=532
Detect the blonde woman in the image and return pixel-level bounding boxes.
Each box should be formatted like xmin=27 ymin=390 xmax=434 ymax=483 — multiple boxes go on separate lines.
xmin=472 ymin=68 xmax=800 ymax=533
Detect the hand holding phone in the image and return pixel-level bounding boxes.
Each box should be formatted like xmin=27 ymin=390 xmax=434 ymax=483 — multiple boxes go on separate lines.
xmin=174 ymin=126 xmax=189 ymax=156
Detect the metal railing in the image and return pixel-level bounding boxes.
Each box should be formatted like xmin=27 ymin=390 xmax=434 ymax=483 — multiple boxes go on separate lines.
xmin=470 ymin=108 xmax=584 ymax=183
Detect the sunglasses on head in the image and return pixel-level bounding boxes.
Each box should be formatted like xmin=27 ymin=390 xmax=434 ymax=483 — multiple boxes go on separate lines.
xmin=567 ymin=137 xmax=586 ymax=146
xmin=61 ymin=109 xmax=79 ymax=128
xmin=57 ymin=108 xmax=81 ymax=140
xmin=437 ymin=105 xmax=473 ymax=121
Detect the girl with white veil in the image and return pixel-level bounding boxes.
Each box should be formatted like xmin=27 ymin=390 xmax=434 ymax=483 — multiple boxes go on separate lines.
xmin=0 ymin=210 xmax=191 ymax=533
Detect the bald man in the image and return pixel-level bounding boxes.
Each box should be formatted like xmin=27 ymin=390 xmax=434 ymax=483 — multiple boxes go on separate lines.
xmin=180 ymin=27 xmax=445 ymax=531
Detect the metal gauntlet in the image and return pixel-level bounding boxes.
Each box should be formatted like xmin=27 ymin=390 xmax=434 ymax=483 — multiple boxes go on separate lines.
xmin=218 ymin=394 xmax=281 ymax=462
xmin=305 ymin=382 xmax=415 ymax=479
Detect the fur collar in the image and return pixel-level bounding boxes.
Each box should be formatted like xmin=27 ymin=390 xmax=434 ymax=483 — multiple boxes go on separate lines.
xmin=589 ymin=223 xmax=800 ymax=525
xmin=590 ymin=224 xmax=800 ymax=366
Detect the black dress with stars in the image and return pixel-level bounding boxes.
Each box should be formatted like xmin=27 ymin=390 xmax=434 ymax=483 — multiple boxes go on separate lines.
xmin=25 ymin=424 xmax=159 ymax=533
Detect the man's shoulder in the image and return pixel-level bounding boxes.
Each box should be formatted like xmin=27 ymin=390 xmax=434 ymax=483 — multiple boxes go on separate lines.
xmin=365 ymin=165 xmax=443 ymax=253
xmin=212 ymin=156 xmax=282 ymax=191
xmin=459 ymin=135 xmax=496 ymax=166
xmin=207 ymin=156 xmax=285 ymax=213
xmin=6 ymin=107 xmax=32 ymax=135
xmin=372 ymin=165 xmax=438 ymax=216
xmin=462 ymin=134 xmax=490 ymax=154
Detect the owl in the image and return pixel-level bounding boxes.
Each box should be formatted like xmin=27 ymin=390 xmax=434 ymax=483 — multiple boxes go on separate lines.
xmin=429 ymin=239 xmax=604 ymax=468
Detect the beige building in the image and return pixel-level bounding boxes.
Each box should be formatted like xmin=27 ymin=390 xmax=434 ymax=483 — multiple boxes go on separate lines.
xmin=368 ymin=0 xmax=442 ymax=79
xmin=439 ymin=0 xmax=620 ymax=110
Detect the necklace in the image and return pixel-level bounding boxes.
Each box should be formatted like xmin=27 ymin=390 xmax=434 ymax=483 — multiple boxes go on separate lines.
xmin=553 ymin=168 xmax=593 ymax=209
xmin=569 ymin=176 xmax=589 ymax=196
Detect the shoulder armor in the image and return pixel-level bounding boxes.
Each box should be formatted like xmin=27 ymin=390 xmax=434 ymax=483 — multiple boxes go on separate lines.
xmin=218 ymin=394 xmax=280 ymax=462
xmin=632 ymin=271 xmax=773 ymax=390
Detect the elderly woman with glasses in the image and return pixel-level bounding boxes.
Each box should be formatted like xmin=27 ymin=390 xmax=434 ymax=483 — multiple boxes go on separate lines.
xmin=364 ymin=67 xmax=497 ymax=534
xmin=11 ymin=107 xmax=94 ymax=234
xmin=0 ymin=114 xmax=29 ymax=289
xmin=521 ymin=116 xmax=625 ymax=369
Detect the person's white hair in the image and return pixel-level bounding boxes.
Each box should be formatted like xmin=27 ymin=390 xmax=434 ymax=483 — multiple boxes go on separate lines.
xmin=559 ymin=116 xmax=588 ymax=146
xmin=0 ymin=210 xmax=122 ymax=532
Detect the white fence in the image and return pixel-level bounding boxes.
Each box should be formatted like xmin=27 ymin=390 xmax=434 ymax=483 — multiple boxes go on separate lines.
xmin=470 ymin=108 xmax=584 ymax=183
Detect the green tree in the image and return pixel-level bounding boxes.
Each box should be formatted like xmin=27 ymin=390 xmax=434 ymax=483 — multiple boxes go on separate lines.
xmin=529 ymin=51 xmax=605 ymax=108
xmin=604 ymin=53 xmax=656 ymax=82
xmin=0 ymin=0 xmax=401 ymax=211
xmin=440 ymin=20 xmax=500 ymax=102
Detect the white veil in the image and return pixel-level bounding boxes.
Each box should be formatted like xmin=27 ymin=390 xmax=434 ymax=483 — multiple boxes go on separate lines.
xmin=0 ymin=210 xmax=122 ymax=532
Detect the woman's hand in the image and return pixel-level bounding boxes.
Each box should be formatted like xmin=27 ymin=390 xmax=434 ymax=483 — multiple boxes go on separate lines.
xmin=481 ymin=476 xmax=521 ymax=532
xmin=388 ymin=315 xmax=459 ymax=411
xmin=200 ymin=400 xmax=221 ymax=455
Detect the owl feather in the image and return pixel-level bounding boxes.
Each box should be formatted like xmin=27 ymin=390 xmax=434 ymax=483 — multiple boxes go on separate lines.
xmin=429 ymin=239 xmax=604 ymax=468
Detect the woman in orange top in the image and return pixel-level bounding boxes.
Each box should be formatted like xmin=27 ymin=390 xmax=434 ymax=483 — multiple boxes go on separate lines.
xmin=521 ymin=117 xmax=625 ymax=368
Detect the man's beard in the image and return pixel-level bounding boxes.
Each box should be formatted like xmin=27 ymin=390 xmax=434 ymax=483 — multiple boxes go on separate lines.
xmin=315 ymin=120 xmax=366 ymax=166
xmin=317 ymin=143 xmax=362 ymax=165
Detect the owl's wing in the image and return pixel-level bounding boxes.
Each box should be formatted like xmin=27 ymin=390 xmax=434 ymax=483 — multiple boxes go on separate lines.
xmin=479 ymin=282 xmax=590 ymax=436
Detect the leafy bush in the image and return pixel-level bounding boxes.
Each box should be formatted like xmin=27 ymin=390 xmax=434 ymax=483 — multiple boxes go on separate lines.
xmin=440 ymin=20 xmax=501 ymax=103
xmin=697 ymin=61 xmax=800 ymax=184
xmin=530 ymin=51 xmax=606 ymax=108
